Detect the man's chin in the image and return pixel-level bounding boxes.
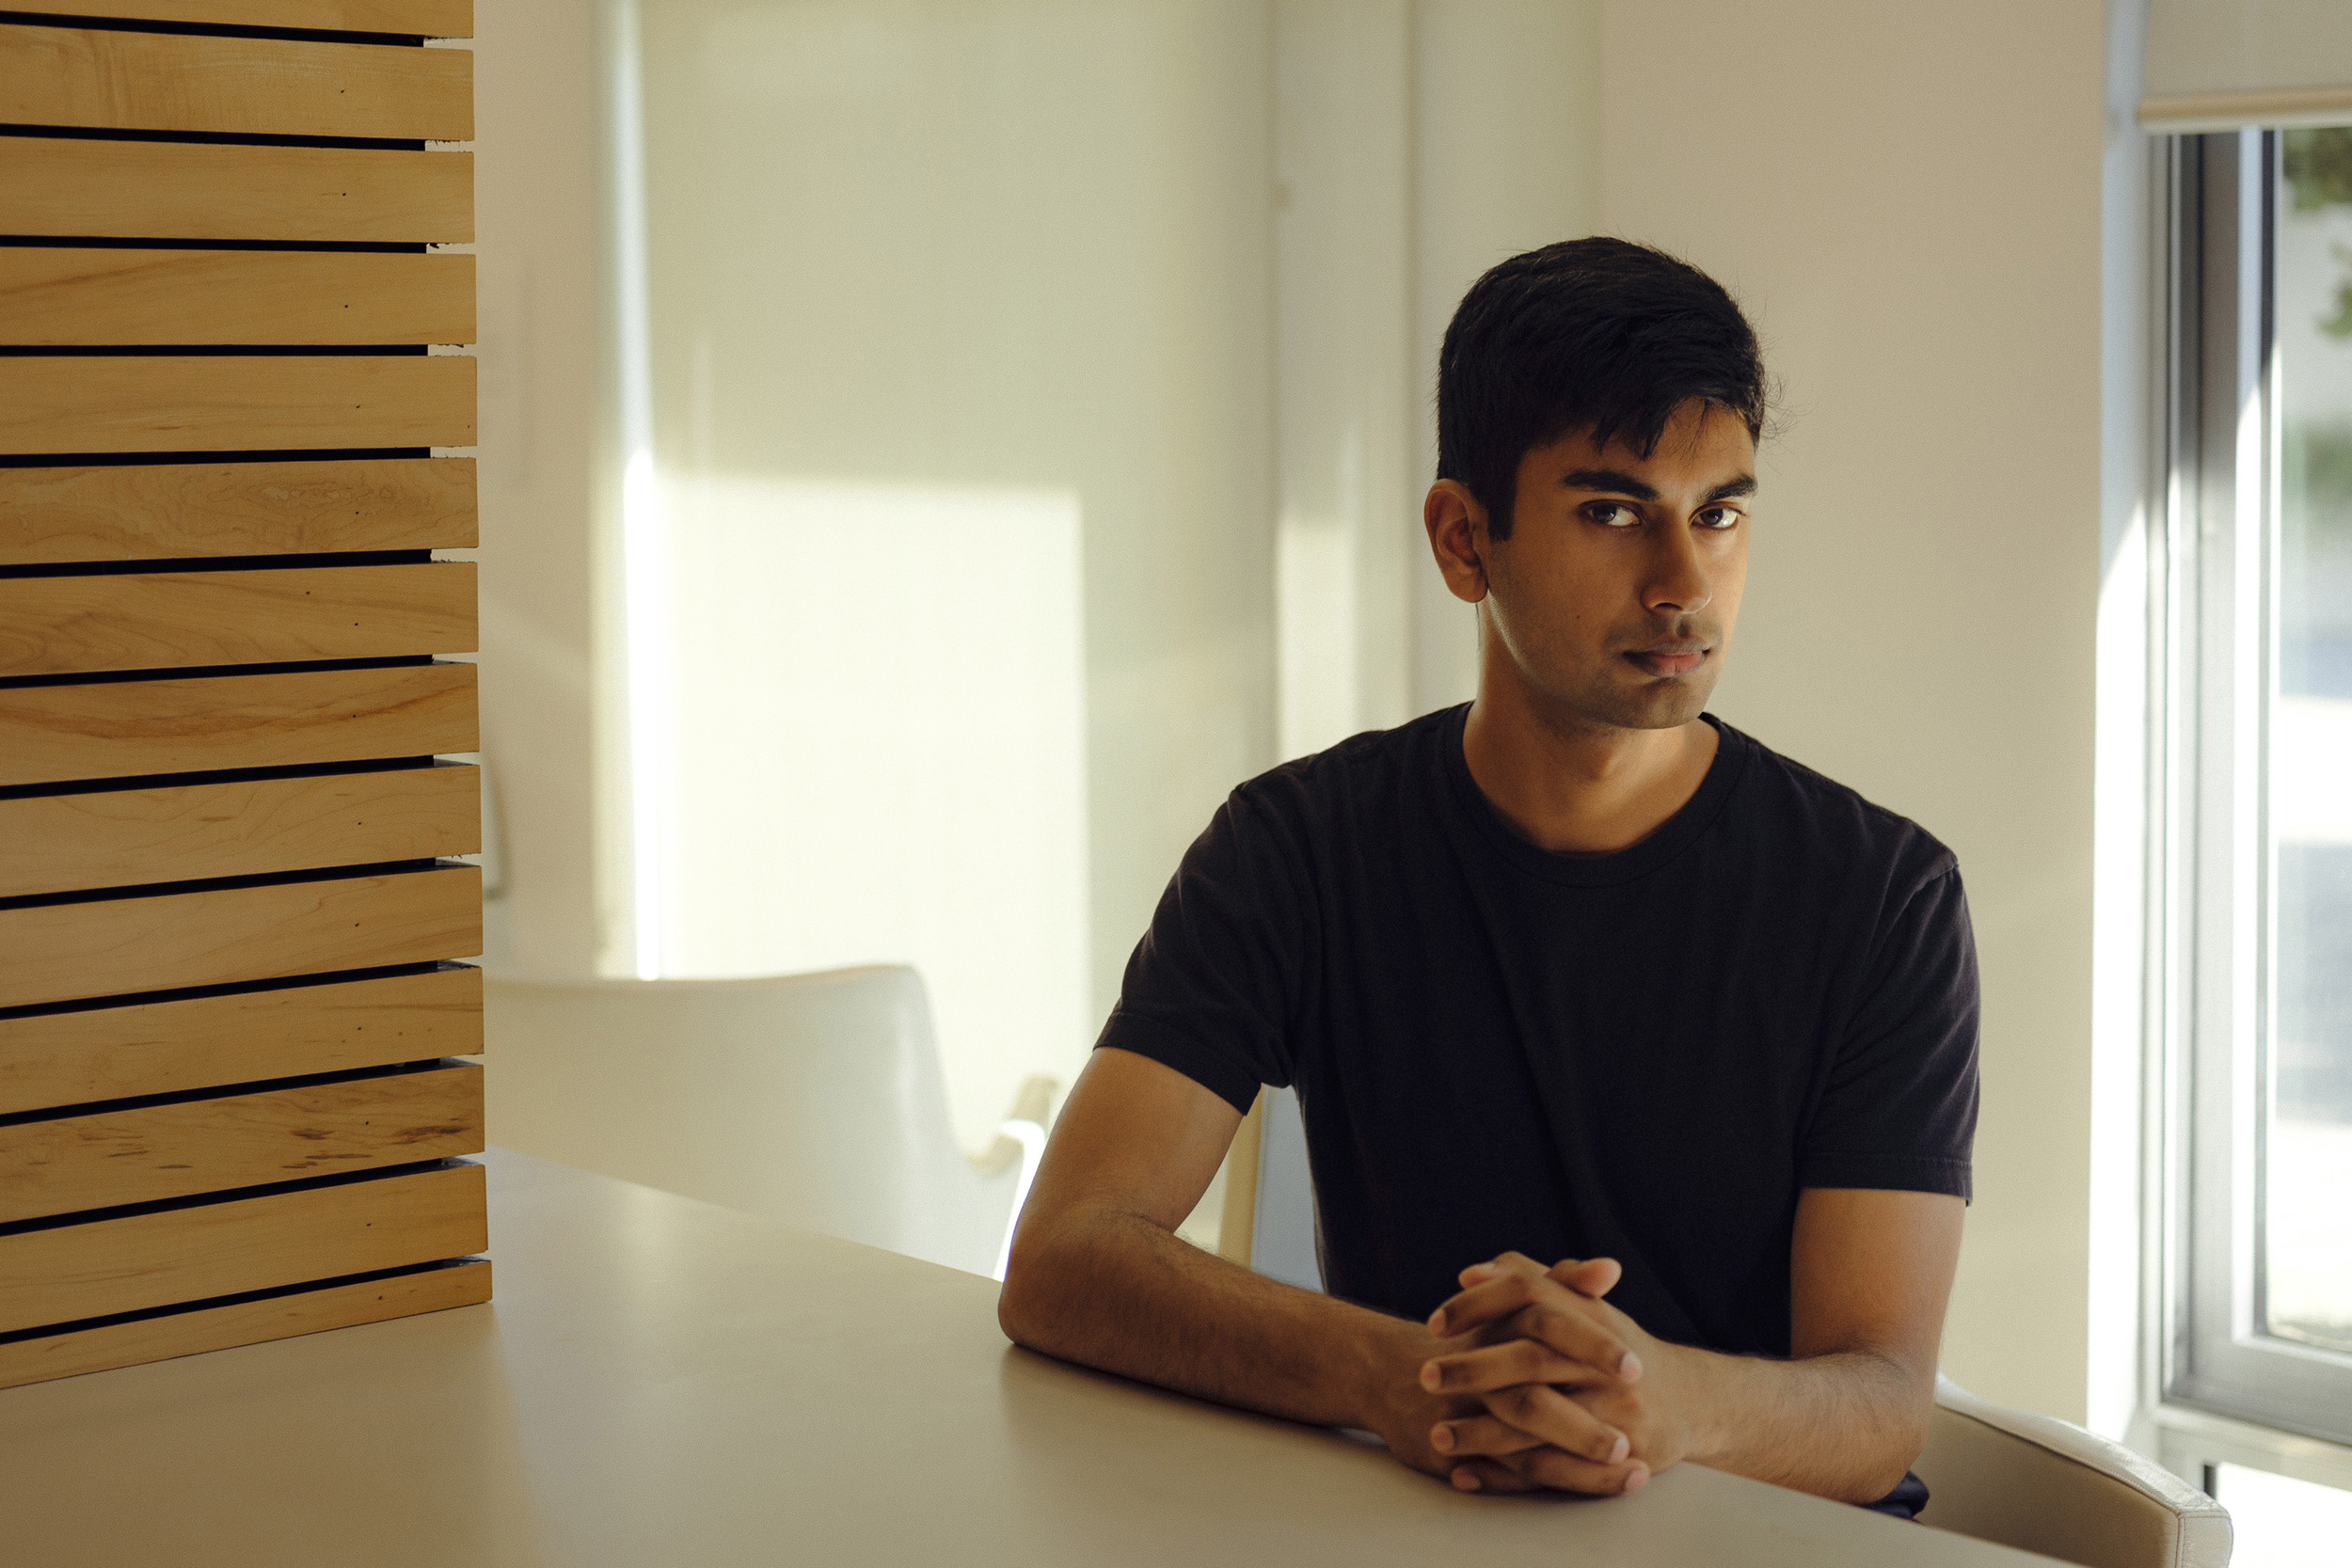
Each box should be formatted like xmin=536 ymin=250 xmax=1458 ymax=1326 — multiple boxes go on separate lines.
xmin=1523 ymin=684 xmax=1713 ymax=736
xmin=1592 ymin=673 xmax=1717 ymax=732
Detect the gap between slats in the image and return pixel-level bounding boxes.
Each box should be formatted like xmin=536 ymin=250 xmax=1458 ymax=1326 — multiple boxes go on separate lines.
xmin=0 ymin=10 xmax=440 ymax=48
xmin=0 ymin=1259 xmax=485 ymax=1353
xmin=0 ymin=1152 xmax=473 ymax=1237
xmin=0 ymin=1053 xmax=469 ymax=1128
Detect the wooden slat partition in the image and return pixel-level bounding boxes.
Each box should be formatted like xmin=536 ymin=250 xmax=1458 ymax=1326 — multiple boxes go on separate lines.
xmin=0 ymin=1259 xmax=491 ymax=1391
xmin=0 ymin=251 xmax=476 ymax=347
xmin=0 ymin=140 xmax=472 ymax=242
xmin=0 ymin=662 xmax=478 ymax=787
xmin=0 ymin=3 xmax=487 ymax=1383
xmin=0 ymin=865 xmax=484 ymax=1010
xmin=45 ymin=1 xmax=473 ymax=34
xmin=0 ymin=356 xmax=477 ymax=454
xmin=0 ymin=765 xmax=480 ymax=896
xmin=0 ymin=1161 xmax=486 ymax=1336
xmin=1 ymin=1062 xmax=484 ymax=1222
xmin=0 ymin=458 xmax=477 ymax=562
xmin=0 ymin=562 xmax=477 ymax=676
xmin=0 ymin=966 xmax=484 ymax=1117
xmin=0 ymin=24 xmax=473 ymax=140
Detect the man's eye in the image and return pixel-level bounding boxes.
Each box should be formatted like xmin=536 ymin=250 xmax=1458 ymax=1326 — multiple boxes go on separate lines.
xmin=1695 ymin=507 xmax=1741 ymax=531
xmin=1585 ymin=503 xmax=1639 ymax=529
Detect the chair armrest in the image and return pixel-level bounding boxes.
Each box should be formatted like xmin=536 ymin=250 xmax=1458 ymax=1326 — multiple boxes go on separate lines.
xmin=970 ymin=1075 xmax=1058 ymax=1178
xmin=1921 ymin=1375 xmax=2233 ymax=1568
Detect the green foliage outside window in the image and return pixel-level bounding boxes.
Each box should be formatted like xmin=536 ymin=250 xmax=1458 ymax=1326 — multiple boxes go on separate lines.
xmin=2285 ymin=127 xmax=2352 ymax=339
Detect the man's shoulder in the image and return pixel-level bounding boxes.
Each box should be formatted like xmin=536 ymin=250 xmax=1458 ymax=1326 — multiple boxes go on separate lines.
xmin=1719 ymin=721 xmax=1960 ymax=889
xmin=1230 ymin=705 xmax=1459 ymax=820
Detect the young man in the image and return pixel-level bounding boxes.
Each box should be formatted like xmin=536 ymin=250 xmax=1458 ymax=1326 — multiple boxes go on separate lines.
xmin=997 ymin=238 xmax=1977 ymax=1517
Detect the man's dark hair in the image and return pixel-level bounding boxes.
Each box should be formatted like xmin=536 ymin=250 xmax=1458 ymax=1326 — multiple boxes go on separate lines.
xmin=1437 ymin=237 xmax=1768 ymax=540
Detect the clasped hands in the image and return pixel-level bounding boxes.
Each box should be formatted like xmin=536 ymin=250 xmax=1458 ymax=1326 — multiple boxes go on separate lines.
xmin=1400 ymin=1252 xmax=1696 ymax=1497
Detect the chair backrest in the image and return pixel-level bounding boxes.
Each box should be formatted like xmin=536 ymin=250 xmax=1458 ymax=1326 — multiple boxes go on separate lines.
xmin=1916 ymin=1375 xmax=2232 ymax=1568
xmin=485 ymin=966 xmax=1016 ymax=1275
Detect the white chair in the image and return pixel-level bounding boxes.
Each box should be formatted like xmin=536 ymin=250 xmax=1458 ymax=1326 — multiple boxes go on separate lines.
xmin=483 ymin=966 xmax=1053 ymax=1278
xmin=1230 ymin=1097 xmax=2233 ymax=1565
xmin=1917 ymin=1377 xmax=2232 ymax=1568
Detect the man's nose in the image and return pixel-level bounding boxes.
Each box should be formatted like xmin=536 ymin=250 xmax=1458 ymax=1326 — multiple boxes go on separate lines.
xmin=1644 ymin=527 xmax=1712 ymax=616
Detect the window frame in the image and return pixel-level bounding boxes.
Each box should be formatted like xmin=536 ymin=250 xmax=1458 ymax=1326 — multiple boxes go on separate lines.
xmin=2154 ymin=125 xmax=2352 ymax=1455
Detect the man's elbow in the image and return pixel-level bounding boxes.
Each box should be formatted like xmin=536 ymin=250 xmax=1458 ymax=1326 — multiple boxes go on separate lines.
xmin=1847 ymin=1370 xmax=1935 ymax=1503
xmin=1845 ymin=1440 xmax=1927 ymax=1507
xmin=994 ymin=1212 xmax=1067 ymax=1350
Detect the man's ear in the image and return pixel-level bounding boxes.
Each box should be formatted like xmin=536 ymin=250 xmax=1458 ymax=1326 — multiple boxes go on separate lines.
xmin=1423 ymin=480 xmax=1490 ymax=605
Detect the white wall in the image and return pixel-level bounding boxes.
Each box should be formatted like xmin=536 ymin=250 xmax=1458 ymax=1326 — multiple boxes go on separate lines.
xmin=629 ymin=0 xmax=1278 ymax=1151
xmin=471 ymin=0 xmax=605 ymax=981
xmin=1597 ymin=0 xmax=2109 ymax=1421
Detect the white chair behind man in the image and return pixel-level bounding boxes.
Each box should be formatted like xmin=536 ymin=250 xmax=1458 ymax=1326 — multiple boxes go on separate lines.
xmin=485 ymin=966 xmax=1053 ymax=1278
xmin=1228 ymin=1095 xmax=2231 ymax=1567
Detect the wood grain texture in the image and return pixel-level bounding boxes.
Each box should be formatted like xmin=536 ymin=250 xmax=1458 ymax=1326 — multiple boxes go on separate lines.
xmin=0 ymin=1160 xmax=485 ymax=1336
xmin=0 ymin=966 xmax=482 ymax=1117
xmin=0 ymin=140 xmax=470 ymax=242
xmin=0 ymin=661 xmax=476 ymax=787
xmin=0 ymin=864 xmax=481 ymax=1009
xmin=1 ymin=1063 xmax=483 ymax=1222
xmin=23 ymin=2 xmax=471 ymax=34
xmin=0 ymin=1258 xmax=488 ymax=1390
xmin=0 ymin=458 xmax=475 ymax=562
xmin=0 ymin=765 xmax=478 ymax=898
xmin=0 ymin=24 xmax=471 ymax=139
xmin=0 ymin=563 xmax=476 ymax=677
xmin=0 ymin=250 xmax=473 ymax=347
xmin=0 ymin=356 xmax=474 ymax=455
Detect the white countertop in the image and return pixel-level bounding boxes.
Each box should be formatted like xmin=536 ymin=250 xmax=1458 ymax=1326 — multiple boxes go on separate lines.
xmin=0 ymin=1148 xmax=2063 ymax=1565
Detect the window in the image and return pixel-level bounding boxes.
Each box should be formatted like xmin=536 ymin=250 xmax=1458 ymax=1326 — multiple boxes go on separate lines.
xmin=2160 ymin=128 xmax=2352 ymax=1447
xmin=2214 ymin=1464 xmax=2352 ymax=1568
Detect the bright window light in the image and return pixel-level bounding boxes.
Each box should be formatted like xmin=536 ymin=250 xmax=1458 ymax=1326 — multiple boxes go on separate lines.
xmin=2217 ymin=1464 xmax=2352 ymax=1568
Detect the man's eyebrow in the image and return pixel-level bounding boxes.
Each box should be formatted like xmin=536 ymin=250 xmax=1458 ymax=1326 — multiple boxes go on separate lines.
xmin=1560 ymin=469 xmax=1759 ymax=503
xmin=1562 ymin=467 xmax=1659 ymax=500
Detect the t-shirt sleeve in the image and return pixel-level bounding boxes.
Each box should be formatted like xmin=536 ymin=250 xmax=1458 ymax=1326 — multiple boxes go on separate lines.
xmin=1798 ymin=860 xmax=1980 ymax=1201
xmin=1093 ymin=789 xmax=1312 ymax=1115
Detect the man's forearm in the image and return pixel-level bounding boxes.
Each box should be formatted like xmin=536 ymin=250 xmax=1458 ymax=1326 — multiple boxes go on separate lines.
xmin=997 ymin=1205 xmax=1427 ymax=1438
xmin=1668 ymin=1342 xmax=1926 ymax=1502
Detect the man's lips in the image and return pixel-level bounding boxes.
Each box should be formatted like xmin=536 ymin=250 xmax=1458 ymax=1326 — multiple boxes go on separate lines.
xmin=1623 ymin=645 xmax=1708 ymax=677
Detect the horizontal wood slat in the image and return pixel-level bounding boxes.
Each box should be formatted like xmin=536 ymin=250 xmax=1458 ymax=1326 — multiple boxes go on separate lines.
xmin=1 ymin=1062 xmax=483 ymax=1222
xmin=0 ymin=250 xmax=474 ymax=347
xmin=0 ymin=140 xmax=470 ymax=242
xmin=23 ymin=3 xmax=472 ymax=35
xmin=0 ymin=458 xmax=475 ymax=562
xmin=0 ymin=765 xmax=478 ymax=898
xmin=0 ymin=356 xmax=475 ymax=455
xmin=0 ymin=660 xmax=476 ymax=787
xmin=0 ymin=563 xmax=476 ymax=678
xmin=0 ymin=1258 xmax=488 ymax=1390
xmin=0 ymin=24 xmax=472 ymax=140
xmin=0 ymin=1159 xmax=485 ymax=1335
xmin=0 ymin=864 xmax=481 ymax=1010
xmin=0 ymin=966 xmax=482 ymax=1117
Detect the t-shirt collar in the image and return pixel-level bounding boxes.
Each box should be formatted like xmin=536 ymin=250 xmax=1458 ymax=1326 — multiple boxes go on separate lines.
xmin=1438 ymin=702 xmax=1751 ymax=888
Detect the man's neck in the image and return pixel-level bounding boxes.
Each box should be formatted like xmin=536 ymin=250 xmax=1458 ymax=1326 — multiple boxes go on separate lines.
xmin=1459 ymin=681 xmax=1720 ymax=856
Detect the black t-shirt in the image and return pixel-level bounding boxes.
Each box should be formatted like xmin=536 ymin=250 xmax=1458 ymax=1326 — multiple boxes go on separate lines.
xmin=1098 ymin=705 xmax=1979 ymax=1359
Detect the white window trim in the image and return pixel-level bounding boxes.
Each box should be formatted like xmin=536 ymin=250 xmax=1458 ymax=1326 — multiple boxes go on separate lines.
xmin=2132 ymin=125 xmax=2352 ymax=1490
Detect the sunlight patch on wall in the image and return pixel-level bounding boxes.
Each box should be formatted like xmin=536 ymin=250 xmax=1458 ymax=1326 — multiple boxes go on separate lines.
xmin=654 ymin=471 xmax=1090 ymax=1153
